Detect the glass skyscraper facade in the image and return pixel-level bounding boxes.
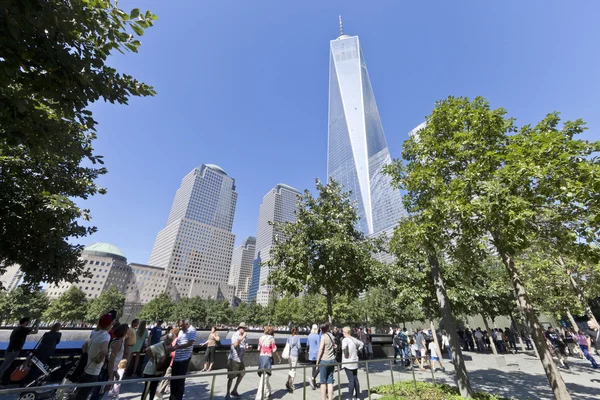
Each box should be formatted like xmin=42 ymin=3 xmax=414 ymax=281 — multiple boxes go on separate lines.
xmin=327 ymin=30 xmax=404 ymax=235
xmin=228 ymin=236 xmax=256 ymax=303
xmin=148 ymin=164 xmax=237 ymax=299
xmin=248 ymin=184 xmax=301 ymax=305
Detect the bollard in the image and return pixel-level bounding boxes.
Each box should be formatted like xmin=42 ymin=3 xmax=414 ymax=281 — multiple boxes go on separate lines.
xmin=366 ymin=360 xmax=372 ymax=400
xmin=209 ymin=374 xmax=216 ymax=400
xmin=388 ymin=359 xmax=397 ymax=398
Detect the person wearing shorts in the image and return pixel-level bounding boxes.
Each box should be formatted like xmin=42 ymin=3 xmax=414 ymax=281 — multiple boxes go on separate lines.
xmin=545 ymin=326 xmax=569 ymax=369
xmin=226 ymin=323 xmax=251 ymax=399
xmin=317 ymin=324 xmax=337 ymax=400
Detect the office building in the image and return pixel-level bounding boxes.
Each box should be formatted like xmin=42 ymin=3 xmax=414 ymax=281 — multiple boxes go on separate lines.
xmin=327 ymin=19 xmax=405 ymax=235
xmin=148 ymin=164 xmax=237 ymax=300
xmin=228 ymin=236 xmax=256 ymax=303
xmin=0 ymin=264 xmax=23 ymax=291
xmin=46 ymin=242 xmax=130 ymax=299
xmin=249 ymin=184 xmax=301 ymax=305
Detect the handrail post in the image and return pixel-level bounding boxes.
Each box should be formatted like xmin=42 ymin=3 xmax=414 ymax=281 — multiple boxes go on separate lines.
xmin=429 ymin=356 xmax=436 ymax=385
xmin=261 ymin=368 xmax=265 ymax=400
xmin=388 ymin=359 xmax=396 ymax=398
xmin=365 ymin=360 xmax=371 ymax=400
xmin=303 ymin=364 xmax=307 ymax=400
xmin=410 ymin=354 xmax=419 ymax=398
xmin=337 ymin=361 xmax=342 ymax=400
xmin=209 ymin=374 xmax=216 ymax=400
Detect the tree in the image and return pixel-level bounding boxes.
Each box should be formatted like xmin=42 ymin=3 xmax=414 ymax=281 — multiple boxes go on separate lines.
xmin=387 ymin=96 xmax=598 ymax=399
xmin=137 ymin=293 xmax=175 ymax=323
xmin=266 ymin=178 xmax=384 ymax=322
xmin=5 ymin=286 xmax=49 ymax=321
xmin=205 ymin=300 xmax=233 ymax=326
xmin=86 ymin=285 xmax=125 ymax=322
xmin=274 ymin=295 xmax=301 ymax=326
xmin=298 ymin=294 xmax=327 ymax=326
xmin=0 ymin=1 xmax=157 ymax=286
xmin=43 ymin=286 xmax=88 ymax=323
xmin=172 ymin=297 xmax=207 ymax=326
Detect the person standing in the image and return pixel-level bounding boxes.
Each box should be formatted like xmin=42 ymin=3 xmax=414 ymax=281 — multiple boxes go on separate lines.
xmin=200 ymin=326 xmax=220 ymax=372
xmin=156 ymin=327 xmax=179 ymax=399
xmin=33 ymin=322 xmax=61 ymax=365
xmin=392 ymin=328 xmax=401 ymax=364
xmin=132 ymin=320 xmax=148 ymax=377
xmin=75 ymin=314 xmax=112 ymax=400
xmin=316 ymin=324 xmax=336 ymax=400
xmin=92 ymin=323 xmax=128 ymax=400
xmin=142 ymin=332 xmax=176 ymax=400
xmin=341 ymin=326 xmax=363 ymax=400
xmin=464 ymin=328 xmax=475 ymax=352
xmin=585 ymin=320 xmax=600 ymax=356
xmin=441 ymin=330 xmax=452 ymax=361
xmin=545 ymin=326 xmax=569 ymax=369
xmin=125 ymin=319 xmax=139 ymax=370
xmin=307 ymin=324 xmax=321 ymax=390
xmin=0 ymin=317 xmax=39 ymax=378
xmin=285 ymin=327 xmax=300 ymax=393
xmin=226 ymin=322 xmax=251 ymax=399
xmin=474 ymin=328 xmax=485 ymax=353
xmin=357 ymin=328 xmax=368 ymax=360
xmin=170 ymin=320 xmax=196 ymax=400
xmin=415 ymin=329 xmax=426 ymax=371
xmin=255 ymin=325 xmax=280 ymax=400
xmin=149 ymin=320 xmax=164 ymax=347
xmin=575 ymin=330 xmax=599 ymax=368
xmin=365 ymin=328 xmax=373 ymax=359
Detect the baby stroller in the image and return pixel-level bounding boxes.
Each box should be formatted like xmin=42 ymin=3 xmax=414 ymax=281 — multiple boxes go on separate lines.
xmin=17 ymin=355 xmax=77 ymax=400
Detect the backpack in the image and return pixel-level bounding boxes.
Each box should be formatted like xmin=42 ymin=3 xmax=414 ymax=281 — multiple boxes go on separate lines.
xmin=154 ymin=343 xmax=172 ymax=374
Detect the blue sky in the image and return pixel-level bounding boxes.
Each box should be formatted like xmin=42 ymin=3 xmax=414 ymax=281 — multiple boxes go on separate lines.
xmin=83 ymin=0 xmax=600 ymax=264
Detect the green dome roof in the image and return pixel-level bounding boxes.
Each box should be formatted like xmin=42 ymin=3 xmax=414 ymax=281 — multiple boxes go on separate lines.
xmin=83 ymin=242 xmax=127 ymax=262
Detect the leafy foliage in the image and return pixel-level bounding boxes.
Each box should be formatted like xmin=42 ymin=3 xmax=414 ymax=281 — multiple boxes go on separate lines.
xmin=86 ymin=285 xmax=125 ymax=322
xmin=0 ymin=0 xmax=157 ymax=286
xmin=266 ymin=178 xmax=384 ymax=321
xmin=372 ymin=381 xmax=510 ymax=400
xmin=43 ymin=286 xmax=88 ymax=323
xmin=137 ymin=293 xmax=175 ymax=323
xmin=1 ymin=286 xmax=49 ymax=322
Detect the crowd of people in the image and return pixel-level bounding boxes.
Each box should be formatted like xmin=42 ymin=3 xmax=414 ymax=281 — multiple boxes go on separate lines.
xmin=2 ymin=314 xmax=600 ymax=400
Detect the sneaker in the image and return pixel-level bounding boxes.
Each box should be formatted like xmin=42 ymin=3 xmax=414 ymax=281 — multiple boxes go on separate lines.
xmin=310 ymin=377 xmax=315 ymax=390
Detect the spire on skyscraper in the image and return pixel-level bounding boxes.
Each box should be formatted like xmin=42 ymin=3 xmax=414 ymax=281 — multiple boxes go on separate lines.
xmin=339 ymin=15 xmax=344 ymax=36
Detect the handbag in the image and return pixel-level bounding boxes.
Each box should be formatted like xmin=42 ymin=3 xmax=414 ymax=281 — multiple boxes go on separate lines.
xmin=281 ymin=341 xmax=290 ymax=360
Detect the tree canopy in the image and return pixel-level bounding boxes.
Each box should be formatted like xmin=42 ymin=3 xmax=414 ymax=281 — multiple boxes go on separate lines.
xmin=0 ymin=0 xmax=157 ymax=286
xmin=266 ymin=178 xmax=384 ymax=322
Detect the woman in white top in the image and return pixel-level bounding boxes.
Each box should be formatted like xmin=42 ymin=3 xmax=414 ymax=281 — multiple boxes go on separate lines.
xmin=341 ymin=326 xmax=364 ymax=400
xmin=441 ymin=330 xmax=452 ymax=361
xmin=105 ymin=324 xmax=128 ymax=395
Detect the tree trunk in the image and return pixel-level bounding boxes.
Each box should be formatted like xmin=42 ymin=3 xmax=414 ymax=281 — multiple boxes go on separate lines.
xmin=428 ymin=253 xmax=473 ymax=398
xmin=566 ymin=310 xmax=578 ymax=332
xmin=501 ymin=252 xmax=572 ymax=400
xmin=326 ymin=295 xmax=333 ymax=324
xmin=430 ymin=320 xmax=442 ymax=361
xmin=482 ymin=316 xmax=498 ymax=355
xmin=559 ymin=256 xmax=599 ymax=328
xmin=509 ymin=312 xmax=525 ymax=352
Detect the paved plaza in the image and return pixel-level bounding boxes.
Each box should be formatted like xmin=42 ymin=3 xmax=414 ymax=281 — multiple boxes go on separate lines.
xmin=5 ymin=352 xmax=598 ymax=400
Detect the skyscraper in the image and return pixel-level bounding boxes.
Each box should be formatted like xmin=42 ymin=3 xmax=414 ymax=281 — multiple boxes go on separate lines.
xmin=149 ymin=164 xmax=237 ymax=299
xmin=228 ymin=236 xmax=256 ymax=303
xmin=327 ymin=19 xmax=404 ymax=235
xmin=248 ymin=184 xmax=301 ymax=305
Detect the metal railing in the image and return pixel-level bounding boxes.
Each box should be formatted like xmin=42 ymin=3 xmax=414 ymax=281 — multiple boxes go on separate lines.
xmin=0 ymin=355 xmax=446 ymax=400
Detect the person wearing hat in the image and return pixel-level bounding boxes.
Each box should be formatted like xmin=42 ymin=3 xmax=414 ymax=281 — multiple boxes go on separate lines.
xmin=226 ymin=322 xmax=252 ymax=399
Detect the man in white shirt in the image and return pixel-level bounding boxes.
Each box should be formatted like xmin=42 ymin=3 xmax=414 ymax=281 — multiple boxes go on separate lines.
xmin=170 ymin=319 xmax=196 ymax=400
xmin=226 ymin=322 xmax=252 ymax=399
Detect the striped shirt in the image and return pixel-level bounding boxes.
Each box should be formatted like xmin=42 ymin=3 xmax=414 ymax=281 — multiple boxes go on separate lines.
xmin=174 ymin=326 xmax=197 ymax=361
